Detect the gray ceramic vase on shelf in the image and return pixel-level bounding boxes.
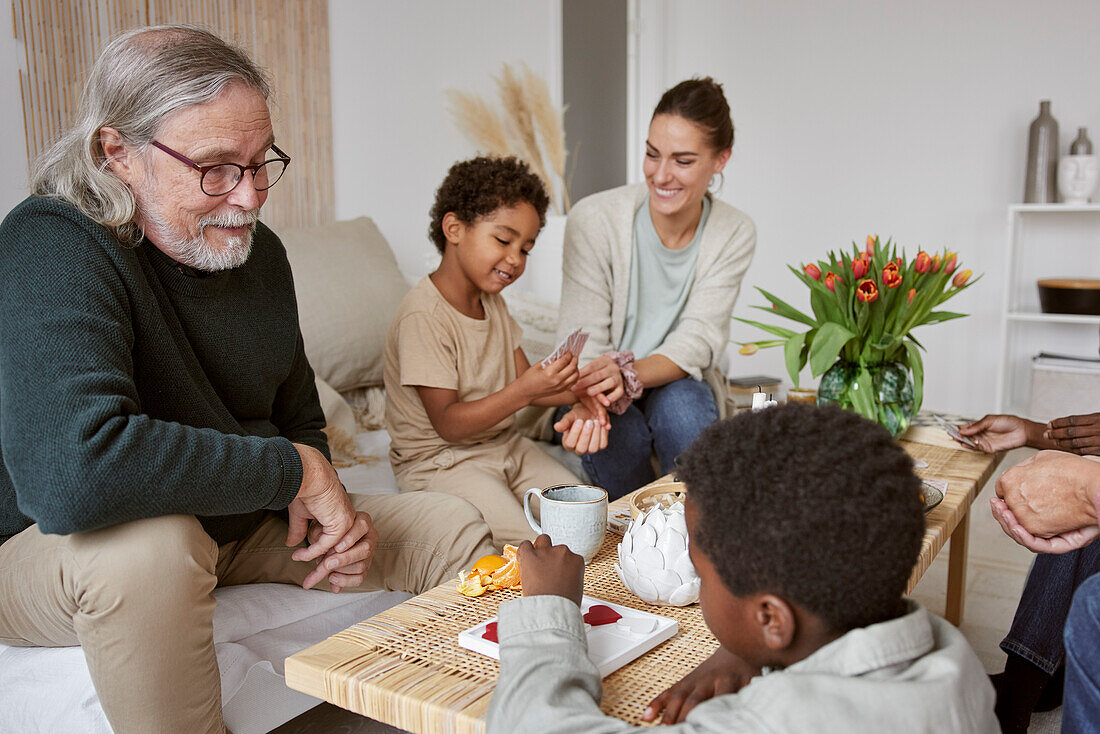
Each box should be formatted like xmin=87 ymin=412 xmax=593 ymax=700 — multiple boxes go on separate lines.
xmin=1071 ymin=127 xmax=1093 ymax=155
xmin=1024 ymin=100 xmax=1059 ymax=203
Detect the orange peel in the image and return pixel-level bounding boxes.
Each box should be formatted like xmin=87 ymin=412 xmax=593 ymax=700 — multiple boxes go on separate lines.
xmin=457 ymin=544 xmax=522 ymax=597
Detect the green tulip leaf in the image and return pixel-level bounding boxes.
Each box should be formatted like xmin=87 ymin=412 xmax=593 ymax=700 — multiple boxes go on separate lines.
xmin=849 ymin=365 xmax=877 ymax=421
xmin=921 ymin=310 xmax=968 ymax=325
xmin=733 ymin=318 xmax=798 ymax=340
xmin=784 ymin=331 xmax=807 ymax=387
xmin=808 ymin=322 xmax=856 ymax=376
xmin=754 ymin=288 xmax=818 ymax=328
xmin=903 ymin=338 xmax=925 ymax=413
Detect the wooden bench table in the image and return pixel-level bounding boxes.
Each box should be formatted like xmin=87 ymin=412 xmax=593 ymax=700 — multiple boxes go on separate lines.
xmin=286 ymin=429 xmax=1003 ymax=733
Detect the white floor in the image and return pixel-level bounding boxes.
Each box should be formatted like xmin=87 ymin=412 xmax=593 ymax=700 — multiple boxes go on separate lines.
xmin=275 ymin=446 xmax=1060 ymax=733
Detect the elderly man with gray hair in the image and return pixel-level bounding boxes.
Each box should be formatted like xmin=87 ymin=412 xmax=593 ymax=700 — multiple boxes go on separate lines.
xmin=0 ymin=25 xmax=494 ymax=733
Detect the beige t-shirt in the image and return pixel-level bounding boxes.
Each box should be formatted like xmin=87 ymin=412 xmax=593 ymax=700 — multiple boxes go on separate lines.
xmin=383 ymin=276 xmax=523 ymax=472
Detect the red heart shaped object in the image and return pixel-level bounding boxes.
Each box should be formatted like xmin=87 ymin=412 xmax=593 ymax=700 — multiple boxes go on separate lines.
xmin=482 ymin=621 xmax=498 ymax=643
xmin=583 ymin=604 xmax=622 ymax=626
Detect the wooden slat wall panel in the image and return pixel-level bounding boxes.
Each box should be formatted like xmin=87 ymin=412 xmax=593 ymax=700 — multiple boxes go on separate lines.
xmin=12 ymin=0 xmax=333 ymax=230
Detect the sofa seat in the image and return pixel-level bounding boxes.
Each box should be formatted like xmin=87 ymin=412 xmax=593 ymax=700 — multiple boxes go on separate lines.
xmin=0 ymin=430 xmax=413 ymax=734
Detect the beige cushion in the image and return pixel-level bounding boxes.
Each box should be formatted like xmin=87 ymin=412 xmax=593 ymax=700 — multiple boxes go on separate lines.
xmin=281 ymin=217 xmax=410 ymax=391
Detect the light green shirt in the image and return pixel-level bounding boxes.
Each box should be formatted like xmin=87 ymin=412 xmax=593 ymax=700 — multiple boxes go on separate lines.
xmin=618 ymin=195 xmax=711 ymax=357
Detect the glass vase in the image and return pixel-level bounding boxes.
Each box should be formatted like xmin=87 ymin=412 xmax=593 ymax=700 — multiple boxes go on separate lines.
xmin=817 ymin=361 xmax=916 ymax=437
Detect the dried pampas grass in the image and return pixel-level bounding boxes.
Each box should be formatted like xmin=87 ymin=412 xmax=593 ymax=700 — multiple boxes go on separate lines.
xmin=443 ymin=90 xmax=512 ymax=159
xmin=521 ymin=65 xmax=569 ymax=212
xmin=444 ymin=62 xmax=571 ymax=214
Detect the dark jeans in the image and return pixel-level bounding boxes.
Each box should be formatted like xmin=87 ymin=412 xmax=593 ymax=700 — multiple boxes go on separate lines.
xmin=1001 ymin=541 xmax=1100 ymax=675
xmin=1064 ymin=573 xmax=1100 ymax=733
xmin=555 ymin=378 xmax=718 ymax=501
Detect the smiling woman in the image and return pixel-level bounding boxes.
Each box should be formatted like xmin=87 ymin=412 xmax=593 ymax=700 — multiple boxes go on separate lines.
xmin=551 ymin=77 xmax=758 ymax=499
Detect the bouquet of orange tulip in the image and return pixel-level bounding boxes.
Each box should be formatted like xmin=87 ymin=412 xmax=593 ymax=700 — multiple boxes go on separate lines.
xmin=736 ymin=235 xmax=978 ymax=435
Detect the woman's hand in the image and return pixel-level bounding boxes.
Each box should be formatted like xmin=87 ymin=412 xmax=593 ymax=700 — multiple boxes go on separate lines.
xmin=958 ymin=414 xmax=1042 ymax=452
xmin=553 ymin=402 xmax=609 ymax=455
xmin=572 ymin=354 xmax=624 ymax=407
xmin=642 ymin=646 xmax=759 ymax=724
xmin=1046 ymin=413 xmax=1100 ymax=456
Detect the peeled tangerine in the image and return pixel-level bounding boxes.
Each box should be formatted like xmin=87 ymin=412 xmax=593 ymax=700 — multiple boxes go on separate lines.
xmin=457 ymin=545 xmax=522 ymax=597
xmin=615 ymin=502 xmax=700 ymax=606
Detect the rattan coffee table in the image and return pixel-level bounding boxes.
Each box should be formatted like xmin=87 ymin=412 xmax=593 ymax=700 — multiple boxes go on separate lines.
xmin=285 ymin=432 xmax=1003 ymax=734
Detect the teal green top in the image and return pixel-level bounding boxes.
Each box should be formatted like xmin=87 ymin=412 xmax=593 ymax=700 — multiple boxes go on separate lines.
xmin=0 ymin=196 xmax=326 ymax=545
xmin=618 ymin=195 xmax=710 ymax=357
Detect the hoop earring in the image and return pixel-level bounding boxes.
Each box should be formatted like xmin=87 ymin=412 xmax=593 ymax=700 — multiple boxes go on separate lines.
xmin=709 ymin=172 xmax=725 ymax=193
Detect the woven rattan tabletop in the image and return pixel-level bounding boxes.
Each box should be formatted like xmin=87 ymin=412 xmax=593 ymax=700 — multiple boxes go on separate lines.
xmin=285 ymin=430 xmax=1003 ymax=733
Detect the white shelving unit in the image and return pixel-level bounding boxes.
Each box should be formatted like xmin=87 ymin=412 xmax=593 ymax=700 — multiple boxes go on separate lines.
xmin=996 ymin=204 xmax=1100 ymax=415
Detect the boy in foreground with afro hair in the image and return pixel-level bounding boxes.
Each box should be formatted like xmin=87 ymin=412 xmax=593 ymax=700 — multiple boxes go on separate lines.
xmin=487 ymin=403 xmax=997 ymax=732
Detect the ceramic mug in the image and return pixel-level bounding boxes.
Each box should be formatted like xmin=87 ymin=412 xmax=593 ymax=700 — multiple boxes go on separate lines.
xmin=523 ymin=484 xmax=608 ymax=564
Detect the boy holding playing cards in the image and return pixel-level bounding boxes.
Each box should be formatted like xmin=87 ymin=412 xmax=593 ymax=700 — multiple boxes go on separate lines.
xmin=383 ymin=157 xmax=608 ymax=549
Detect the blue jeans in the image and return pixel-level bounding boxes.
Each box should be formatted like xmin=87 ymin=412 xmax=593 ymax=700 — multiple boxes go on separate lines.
xmin=1001 ymin=542 xmax=1100 ymax=674
xmin=1063 ymin=573 xmax=1100 ymax=732
xmin=555 ymin=378 xmax=718 ymax=501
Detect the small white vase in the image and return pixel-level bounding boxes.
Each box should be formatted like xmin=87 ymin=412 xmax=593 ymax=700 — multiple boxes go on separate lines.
xmin=614 ymin=503 xmax=700 ymax=606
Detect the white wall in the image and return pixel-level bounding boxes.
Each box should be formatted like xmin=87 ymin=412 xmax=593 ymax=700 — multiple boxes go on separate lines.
xmin=0 ymin=33 xmax=29 ymax=213
xmin=328 ymin=0 xmax=562 ymax=283
xmin=635 ymin=0 xmax=1100 ymax=417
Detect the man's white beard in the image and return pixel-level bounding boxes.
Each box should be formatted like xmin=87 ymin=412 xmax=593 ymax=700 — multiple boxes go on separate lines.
xmin=143 ymin=207 xmax=260 ymax=272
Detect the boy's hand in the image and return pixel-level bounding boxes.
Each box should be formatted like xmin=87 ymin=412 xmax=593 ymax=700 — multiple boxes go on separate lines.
xmin=517 ymin=534 xmax=584 ymax=606
xmin=642 ymin=646 xmax=759 ymax=724
xmin=554 ymin=402 xmax=609 ymax=456
xmin=515 ymin=353 xmax=579 ymax=403
xmin=573 ymin=354 xmax=625 ymax=407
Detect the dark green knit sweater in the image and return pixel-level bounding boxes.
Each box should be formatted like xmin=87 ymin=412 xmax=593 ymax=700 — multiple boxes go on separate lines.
xmin=0 ymin=196 xmax=329 ymax=545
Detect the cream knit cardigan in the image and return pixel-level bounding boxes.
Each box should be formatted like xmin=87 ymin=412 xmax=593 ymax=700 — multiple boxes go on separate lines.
xmin=556 ymin=183 xmax=756 ymax=418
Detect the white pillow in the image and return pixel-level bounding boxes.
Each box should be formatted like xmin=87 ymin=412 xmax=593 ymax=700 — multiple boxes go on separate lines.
xmin=281 ymin=217 xmax=409 ymax=391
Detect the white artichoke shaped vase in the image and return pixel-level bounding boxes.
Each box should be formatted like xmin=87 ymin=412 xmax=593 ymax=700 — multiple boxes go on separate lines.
xmin=615 ymin=502 xmax=700 ymax=606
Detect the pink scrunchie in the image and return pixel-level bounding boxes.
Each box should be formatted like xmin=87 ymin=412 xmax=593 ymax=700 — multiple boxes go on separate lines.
xmin=605 ymin=351 xmax=644 ymax=415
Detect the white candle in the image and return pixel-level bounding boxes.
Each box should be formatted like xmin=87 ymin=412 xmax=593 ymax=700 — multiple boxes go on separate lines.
xmin=751 ymin=392 xmax=767 ymax=411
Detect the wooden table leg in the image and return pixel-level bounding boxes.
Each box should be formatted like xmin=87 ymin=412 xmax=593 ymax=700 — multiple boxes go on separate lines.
xmin=945 ymin=511 xmax=971 ymax=625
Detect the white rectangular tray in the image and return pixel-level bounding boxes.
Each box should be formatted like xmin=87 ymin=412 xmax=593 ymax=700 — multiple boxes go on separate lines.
xmin=458 ymin=596 xmax=678 ymax=678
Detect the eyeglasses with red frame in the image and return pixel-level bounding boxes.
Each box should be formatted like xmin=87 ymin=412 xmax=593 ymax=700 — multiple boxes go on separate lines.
xmin=150 ymin=140 xmax=291 ymax=197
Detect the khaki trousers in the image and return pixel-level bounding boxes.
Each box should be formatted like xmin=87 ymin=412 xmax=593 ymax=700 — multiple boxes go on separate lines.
xmin=0 ymin=491 xmax=493 ymax=734
xmin=396 ymin=433 xmax=578 ymax=549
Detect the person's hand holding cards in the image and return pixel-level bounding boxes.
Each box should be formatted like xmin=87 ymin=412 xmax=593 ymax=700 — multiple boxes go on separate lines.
xmin=957 ymin=414 xmax=1035 ymax=452
xmin=934 ymin=414 xmax=980 ymax=450
xmin=541 ymin=327 xmax=589 ymax=368
xmin=517 ymin=351 xmax=579 ymax=402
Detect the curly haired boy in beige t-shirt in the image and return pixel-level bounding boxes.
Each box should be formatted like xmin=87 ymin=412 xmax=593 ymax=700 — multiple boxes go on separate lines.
xmin=383 ymin=157 xmax=607 ymax=548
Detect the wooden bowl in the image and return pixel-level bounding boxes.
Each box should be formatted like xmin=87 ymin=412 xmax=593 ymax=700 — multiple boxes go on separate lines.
xmin=1037 ymin=278 xmax=1100 ymax=315
xmin=628 ymin=481 xmax=687 ymax=520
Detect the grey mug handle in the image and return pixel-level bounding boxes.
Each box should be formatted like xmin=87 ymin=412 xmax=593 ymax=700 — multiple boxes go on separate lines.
xmin=522 ymin=487 xmax=542 ymax=534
